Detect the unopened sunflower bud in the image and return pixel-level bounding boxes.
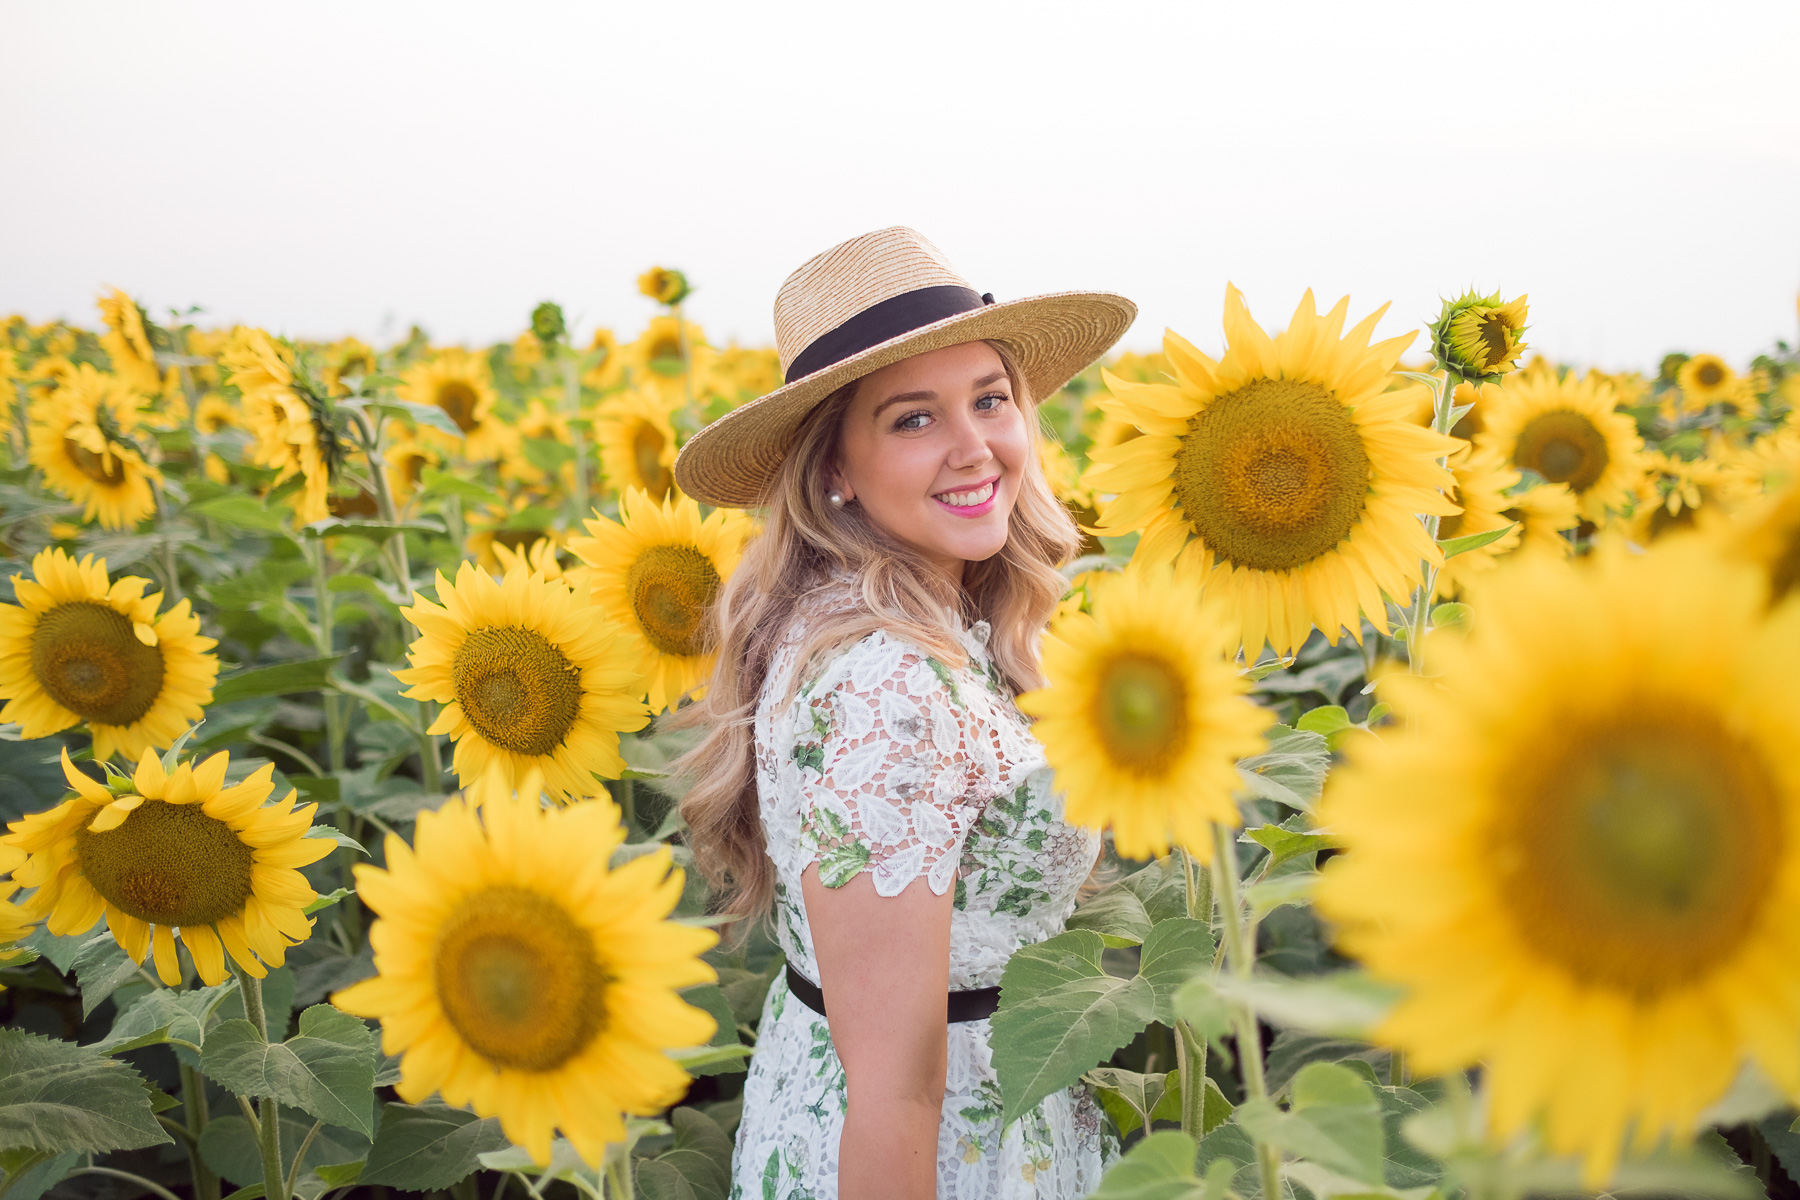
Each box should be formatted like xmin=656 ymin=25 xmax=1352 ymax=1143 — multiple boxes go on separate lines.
xmin=530 ymin=301 xmax=567 ymax=348
xmin=1430 ymin=290 xmax=1529 ymax=384
xmin=637 ymin=266 xmax=691 ymax=307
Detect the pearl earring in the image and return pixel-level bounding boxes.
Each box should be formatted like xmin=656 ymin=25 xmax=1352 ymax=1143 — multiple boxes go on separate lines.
xmin=828 ymin=491 xmax=845 ymax=508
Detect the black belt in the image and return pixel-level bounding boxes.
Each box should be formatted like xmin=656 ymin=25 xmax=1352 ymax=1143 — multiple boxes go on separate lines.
xmin=785 ymin=964 xmax=1001 ymax=1024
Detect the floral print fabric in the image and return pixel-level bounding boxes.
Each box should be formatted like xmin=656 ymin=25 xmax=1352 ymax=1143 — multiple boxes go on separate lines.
xmin=731 ymin=600 xmax=1111 ymax=1198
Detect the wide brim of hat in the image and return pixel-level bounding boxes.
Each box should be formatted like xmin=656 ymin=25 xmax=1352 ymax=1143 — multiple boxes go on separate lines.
xmin=674 ymin=290 xmax=1137 ymax=509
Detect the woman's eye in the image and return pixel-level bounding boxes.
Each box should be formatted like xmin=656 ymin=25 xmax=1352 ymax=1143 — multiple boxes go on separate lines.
xmin=895 ymin=411 xmax=931 ymax=431
xmin=975 ymin=392 xmax=1010 ymax=412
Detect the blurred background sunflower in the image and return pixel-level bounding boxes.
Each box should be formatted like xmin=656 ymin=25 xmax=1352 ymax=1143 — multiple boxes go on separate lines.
xmin=27 ymin=361 xmax=160 ymax=529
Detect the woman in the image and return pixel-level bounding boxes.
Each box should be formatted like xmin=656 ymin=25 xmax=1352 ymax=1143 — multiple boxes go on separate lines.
xmin=672 ymin=227 xmax=1136 ymax=1199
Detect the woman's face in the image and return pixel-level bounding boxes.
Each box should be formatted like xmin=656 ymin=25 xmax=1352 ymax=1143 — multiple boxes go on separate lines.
xmin=831 ymin=341 xmax=1029 ymax=580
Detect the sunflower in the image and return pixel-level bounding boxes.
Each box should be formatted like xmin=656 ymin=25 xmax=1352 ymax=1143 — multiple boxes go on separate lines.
xmin=594 ymin=384 xmax=683 ymax=501
xmin=333 ymin=785 xmax=716 ymax=1165
xmin=28 ymin=363 xmax=161 ymax=530
xmin=1476 ymin=366 xmax=1645 ymax=522
xmin=397 ymin=348 xmax=510 ymax=461
xmin=697 ymin=344 xmax=782 ymax=409
xmin=1087 ymin=286 xmax=1460 ymax=659
xmin=1502 ymin=478 xmax=1582 ymax=559
xmin=383 ymin=424 xmax=442 ymax=507
xmin=96 ymin=288 xmax=163 ymax=394
xmin=622 ymin=316 xmax=705 ymax=406
xmin=1627 ymin=452 xmax=1752 ymax=545
xmin=1315 ymin=543 xmax=1800 ymax=1183
xmin=581 ymin=328 xmax=624 ymax=393
xmin=3 ymin=747 xmax=334 ymax=986
xmin=1433 ymin=444 xmax=1525 ymax=598
xmin=1676 ymin=353 xmax=1738 ymax=410
xmin=1728 ymin=422 xmax=1800 ymax=494
xmin=1722 ymin=476 xmax=1800 ymax=609
xmin=464 ymin=496 xmax=561 ymax=572
xmin=0 ymin=845 xmax=34 ymax=986
xmin=221 ymin=328 xmax=334 ymax=524
xmin=0 ymin=548 xmax=218 ymax=762
xmin=638 ymin=266 xmax=692 ymax=306
xmin=1017 ymin=567 xmax=1270 ymax=861
xmin=1430 ymin=290 xmax=1529 ymax=383
xmin=322 ymin=337 xmax=377 ymax=397
xmin=492 ymin=538 xmax=566 ymax=582
xmin=566 ymin=489 xmax=754 ymax=714
xmin=395 ymin=563 xmax=650 ymax=800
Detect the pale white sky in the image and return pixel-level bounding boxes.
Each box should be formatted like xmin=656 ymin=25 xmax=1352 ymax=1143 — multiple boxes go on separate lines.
xmin=4 ymin=0 xmax=1798 ymax=373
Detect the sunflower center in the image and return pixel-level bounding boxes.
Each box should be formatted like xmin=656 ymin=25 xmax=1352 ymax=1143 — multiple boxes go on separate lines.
xmin=626 ymin=544 xmax=721 ymax=658
xmin=435 ymin=382 xmax=481 ymax=432
xmin=75 ymin=799 xmax=256 ymax=927
xmin=433 ymin=886 xmax=609 ymax=1073
xmin=1695 ymin=362 xmax=1724 ymax=389
xmin=31 ymin=602 xmax=166 ymax=727
xmin=64 ymin=438 xmax=127 ymax=485
xmin=1173 ymin=378 xmax=1371 ymax=572
xmin=1090 ymin=652 xmax=1189 ymax=775
xmin=452 ymin=627 xmax=582 ymax=757
xmin=1514 ymin=411 xmax=1608 ymax=493
xmin=631 ymin=421 xmax=673 ymax=498
xmin=1497 ymin=710 xmax=1784 ymax=994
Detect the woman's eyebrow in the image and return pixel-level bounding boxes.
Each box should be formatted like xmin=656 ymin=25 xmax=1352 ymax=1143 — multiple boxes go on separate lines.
xmin=870 ymin=371 xmax=1010 ymax=420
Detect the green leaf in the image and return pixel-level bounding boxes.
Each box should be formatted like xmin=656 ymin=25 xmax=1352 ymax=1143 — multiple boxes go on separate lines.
xmin=1233 ymin=1063 xmax=1385 ymax=1186
xmin=990 ymin=930 xmax=1157 ymax=1125
xmin=1429 ymin=602 xmax=1471 ymax=634
xmin=303 ymin=518 xmax=444 ymax=543
xmin=358 ymin=1102 xmax=509 ymax=1190
xmin=1085 ymin=1068 xmax=1173 ymax=1138
xmin=1087 ymin=1129 xmax=1234 ymax=1199
xmin=90 ymin=980 xmax=238 ymax=1053
xmin=1065 ymin=881 xmax=1153 ymax=947
xmin=304 ymin=887 xmax=354 ymax=916
xmin=211 ymin=655 xmax=343 ymax=704
xmin=677 ymin=984 xmax=744 ymax=1077
xmin=419 ymin=467 xmax=500 ymax=507
xmin=1207 ymin=971 xmax=1403 ymax=1038
xmin=1242 ymin=823 xmax=1340 ymax=874
xmin=1119 ymin=857 xmax=1191 ymax=925
xmin=189 ymin=495 xmax=289 ymax=533
xmin=523 ymin=437 xmax=577 ymax=474
xmin=291 ymin=775 xmax=340 ymax=805
xmin=199 ymin=1004 xmax=378 ymax=1137
xmin=367 ymin=399 xmax=464 ymax=440
xmin=0 ymin=1029 xmax=170 ymax=1154
xmin=1243 ymin=872 xmax=1315 ymax=918
xmin=305 ymin=827 xmax=368 ymax=856
xmin=1295 ymin=705 xmax=1350 ymax=742
xmin=1265 ymin=1030 xmax=1391 ymax=1097
xmin=328 ymin=572 xmax=405 ymax=613
xmin=1138 ymin=919 xmax=1214 ymax=1023
xmin=636 ymin=1107 xmax=733 ymax=1200
xmin=667 ymin=1044 xmax=754 ymax=1073
xmin=1437 ymin=522 xmax=1515 ymax=559
xmin=70 ymin=932 xmax=141 ymax=1020
xmin=1235 ymin=725 xmax=1331 ymax=811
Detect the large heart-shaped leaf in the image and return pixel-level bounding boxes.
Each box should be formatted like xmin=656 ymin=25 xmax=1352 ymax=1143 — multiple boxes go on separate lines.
xmin=0 ymin=1030 xmax=169 ymax=1154
xmin=200 ymin=1004 xmax=377 ymax=1137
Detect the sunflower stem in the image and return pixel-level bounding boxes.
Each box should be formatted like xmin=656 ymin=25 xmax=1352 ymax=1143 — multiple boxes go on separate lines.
xmin=604 ymin=1154 xmax=635 ymax=1200
xmin=563 ymin=353 xmax=590 ymax=522
xmin=231 ymin=964 xmax=288 ymax=1200
xmin=1213 ymin=822 xmax=1281 ymax=1200
xmin=1176 ymin=1019 xmax=1209 ymax=1138
xmin=152 ymin=482 xmax=183 ymax=605
xmin=286 ymin=1119 xmax=323 ymax=1196
xmin=1404 ymin=370 xmax=1461 ymax=675
xmin=180 ymin=1061 xmax=221 ymax=1200
xmin=309 ymin=540 xmax=347 ymax=773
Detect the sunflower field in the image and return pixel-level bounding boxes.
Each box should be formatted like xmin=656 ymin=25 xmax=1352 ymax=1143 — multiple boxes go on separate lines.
xmin=1 ymin=272 xmax=1798 ymax=1200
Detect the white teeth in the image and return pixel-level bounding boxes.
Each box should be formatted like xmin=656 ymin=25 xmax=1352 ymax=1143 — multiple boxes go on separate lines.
xmin=937 ymin=482 xmax=994 ymax=508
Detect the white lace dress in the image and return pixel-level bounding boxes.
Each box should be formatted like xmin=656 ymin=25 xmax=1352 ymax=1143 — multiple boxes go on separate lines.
xmin=730 ymin=603 xmax=1113 ymax=1199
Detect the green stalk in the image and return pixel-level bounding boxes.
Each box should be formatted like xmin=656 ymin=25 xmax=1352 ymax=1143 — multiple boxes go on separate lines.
xmin=310 ymin=540 xmax=346 ymax=773
xmin=181 ymin=1061 xmax=221 ymax=1200
xmin=356 ymin=412 xmax=442 ymax=793
xmin=1175 ymin=847 xmax=1213 ymax=1137
xmin=232 ymin=966 xmax=287 ymax=1200
xmin=152 ymin=482 xmax=183 ymax=606
xmin=604 ymin=1155 xmax=634 ymax=1200
xmin=1213 ymin=822 xmax=1281 ymax=1200
xmin=563 ymin=354 xmax=589 ymax=521
xmin=1404 ymin=369 xmax=1460 ymax=675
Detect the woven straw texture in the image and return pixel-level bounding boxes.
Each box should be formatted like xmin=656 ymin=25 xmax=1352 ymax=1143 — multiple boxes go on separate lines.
xmin=675 ymin=227 xmax=1135 ymax=508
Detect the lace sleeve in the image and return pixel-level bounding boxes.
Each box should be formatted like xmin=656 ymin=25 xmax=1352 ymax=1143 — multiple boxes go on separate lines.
xmin=789 ymin=631 xmax=977 ymax=898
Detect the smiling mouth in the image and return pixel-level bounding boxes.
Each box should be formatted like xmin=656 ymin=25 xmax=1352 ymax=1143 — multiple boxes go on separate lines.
xmin=934 ymin=478 xmax=997 ymax=508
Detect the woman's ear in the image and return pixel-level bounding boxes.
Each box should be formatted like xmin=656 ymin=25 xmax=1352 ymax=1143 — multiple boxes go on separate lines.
xmin=824 ymin=463 xmax=855 ymax=504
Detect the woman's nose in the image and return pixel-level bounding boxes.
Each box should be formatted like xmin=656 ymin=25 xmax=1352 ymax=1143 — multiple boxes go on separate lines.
xmin=944 ymin=413 xmax=994 ymax=471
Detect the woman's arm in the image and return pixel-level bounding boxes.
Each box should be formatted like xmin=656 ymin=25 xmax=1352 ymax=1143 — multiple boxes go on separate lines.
xmin=803 ymin=864 xmax=954 ymax=1200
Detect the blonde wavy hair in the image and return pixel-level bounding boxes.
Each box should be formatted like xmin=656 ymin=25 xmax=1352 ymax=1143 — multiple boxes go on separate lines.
xmin=668 ymin=341 xmax=1081 ymax=925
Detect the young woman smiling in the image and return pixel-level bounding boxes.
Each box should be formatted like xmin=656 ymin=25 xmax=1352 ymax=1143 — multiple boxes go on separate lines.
xmin=671 ymin=227 xmax=1135 ymax=1199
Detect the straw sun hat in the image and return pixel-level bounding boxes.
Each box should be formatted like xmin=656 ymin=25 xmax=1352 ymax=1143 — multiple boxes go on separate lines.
xmin=672 ymin=226 xmax=1137 ymax=508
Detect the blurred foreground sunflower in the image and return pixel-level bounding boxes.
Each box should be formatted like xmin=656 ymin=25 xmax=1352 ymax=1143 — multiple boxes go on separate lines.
xmin=0 ymin=549 xmax=217 ymax=761
xmin=1316 ymin=543 xmax=1800 ymax=1182
xmin=396 ymin=564 xmax=649 ymax=800
xmin=1017 ymin=567 xmax=1269 ymax=860
xmin=1722 ymin=475 xmax=1800 ymax=608
xmin=333 ymin=785 xmax=717 ymax=1166
xmin=1478 ymin=368 xmax=1644 ymax=521
xmin=4 ymin=748 xmax=333 ymax=985
xmin=568 ymin=489 xmax=753 ymax=713
xmin=28 ymin=362 xmax=161 ymax=530
xmin=594 ymin=385 xmax=683 ymax=501
xmin=1087 ymin=286 xmax=1459 ymax=658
